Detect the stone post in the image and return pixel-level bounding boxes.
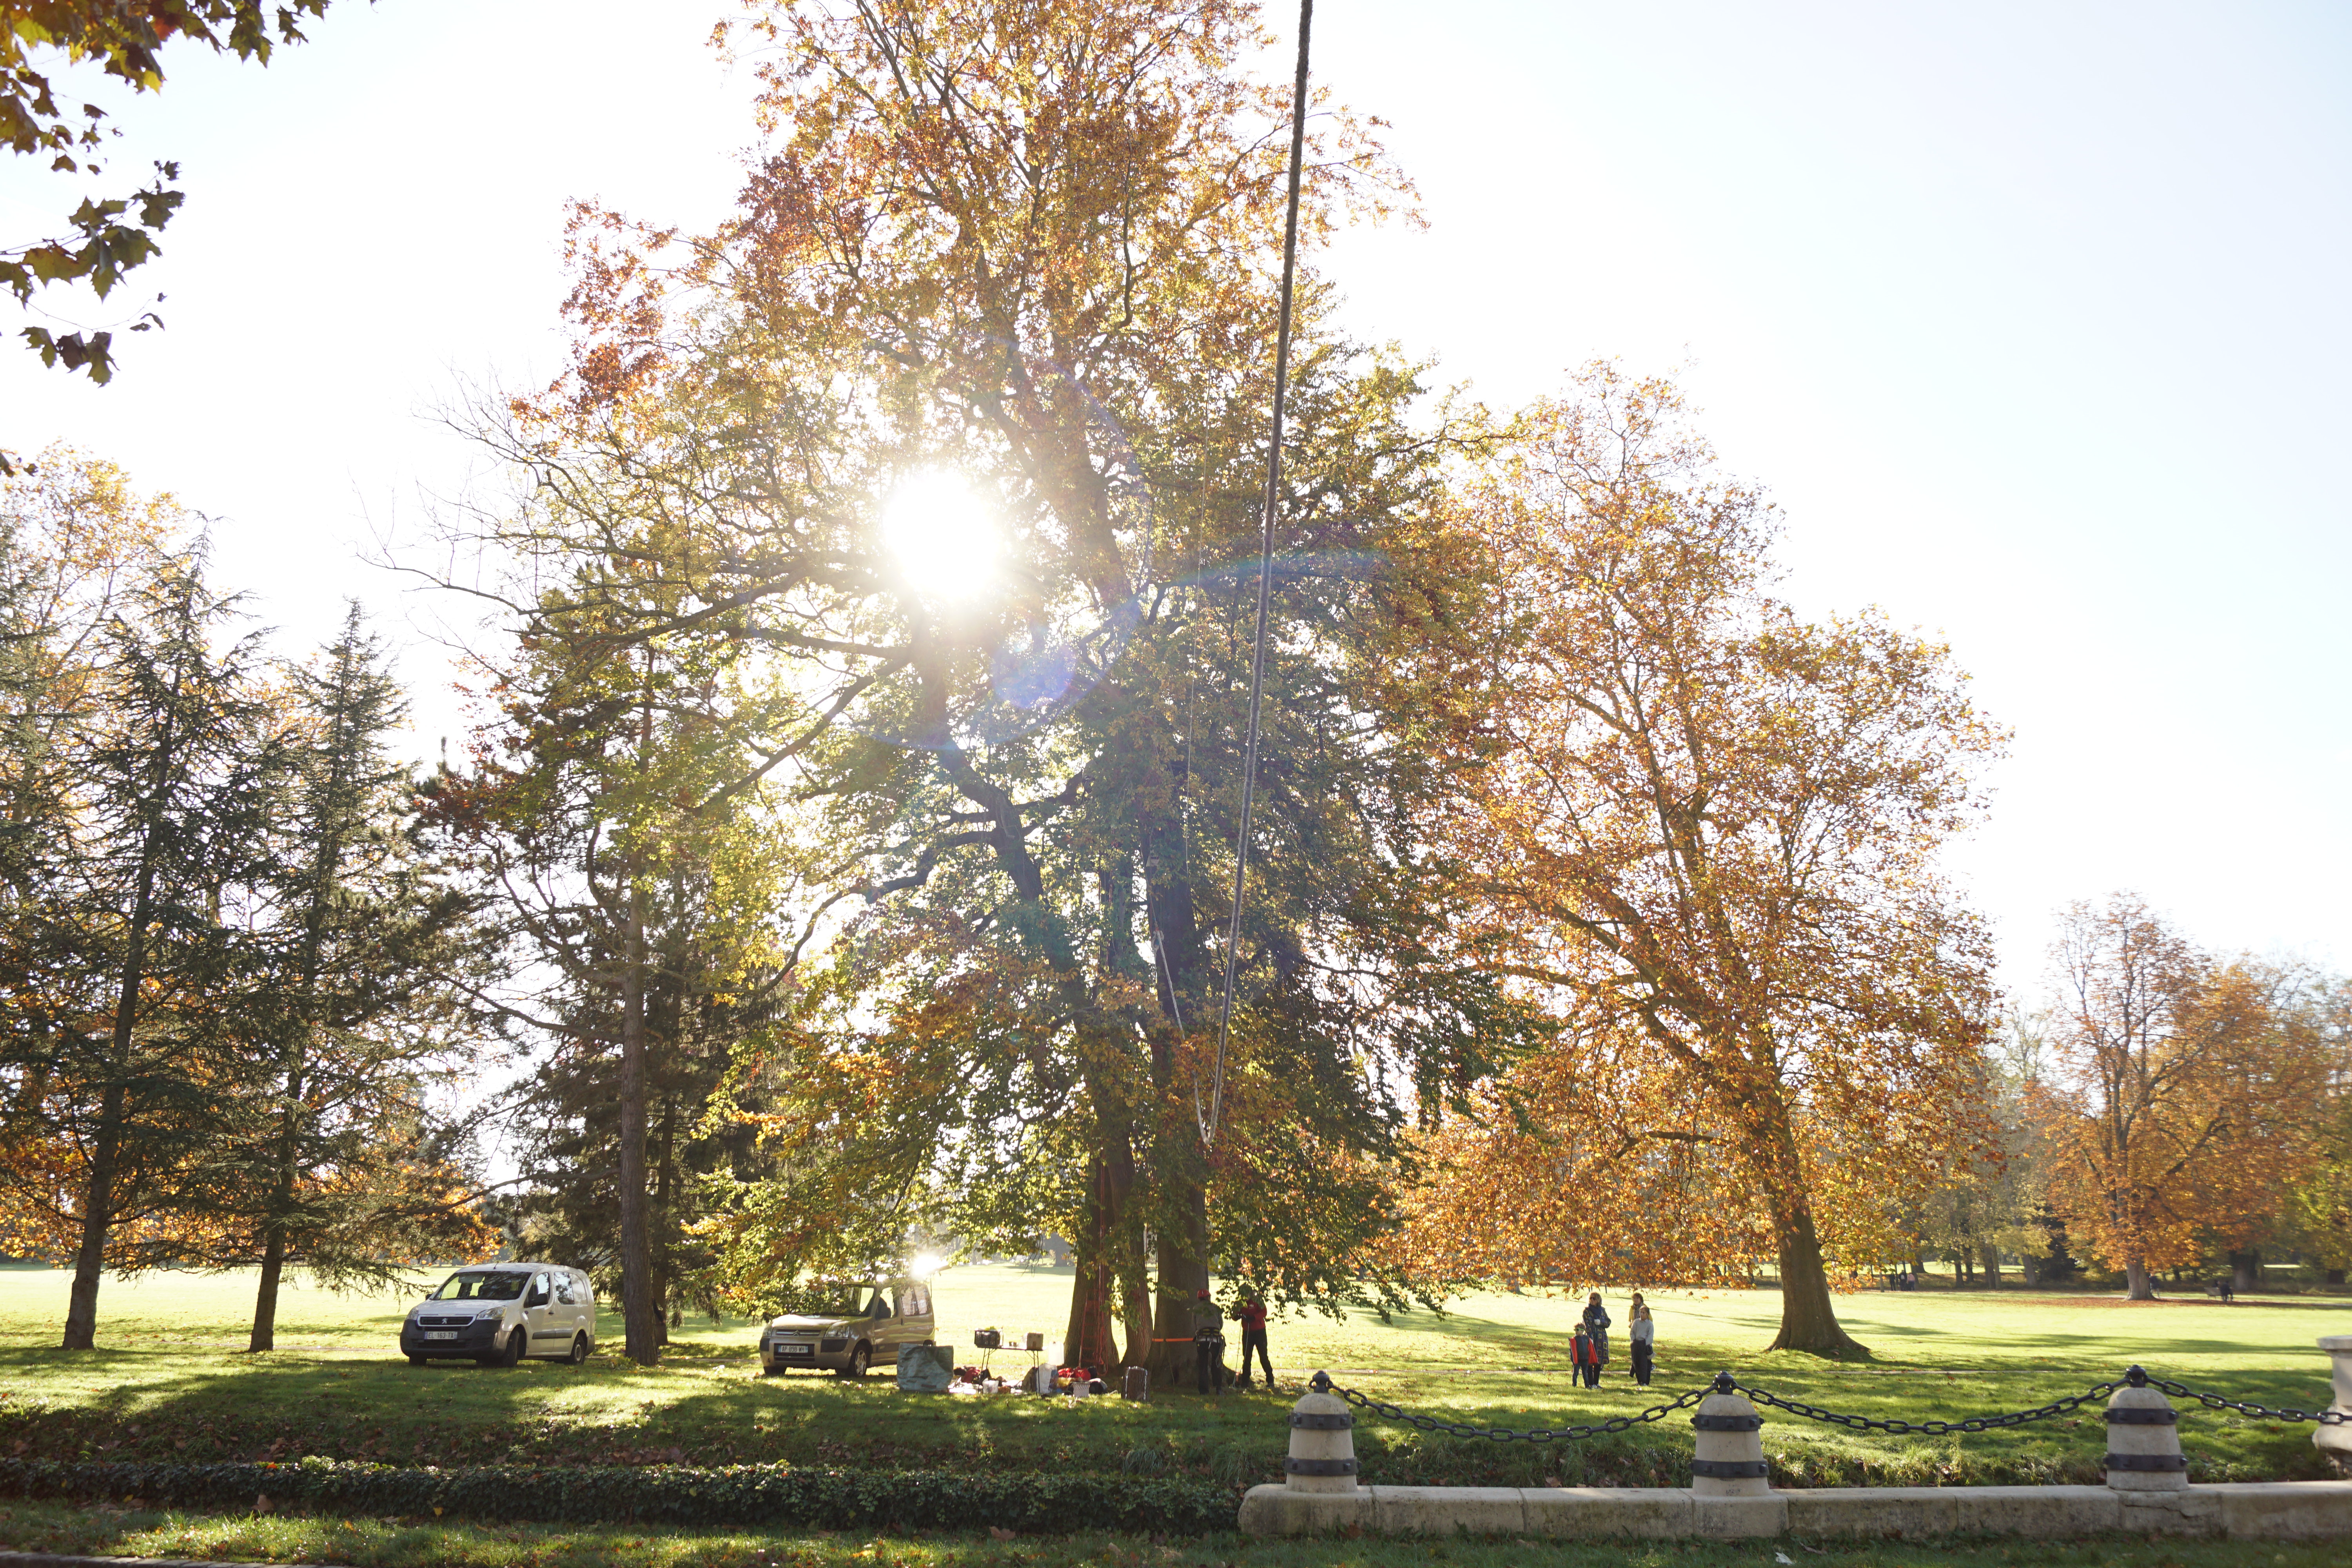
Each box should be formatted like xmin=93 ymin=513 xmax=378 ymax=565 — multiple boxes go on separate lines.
xmin=1285 ymin=1385 xmax=1358 ymax=1493
xmin=2319 ymin=1336 xmax=2352 ymax=1469
xmin=1690 ymin=1375 xmax=1770 ymax=1498
xmin=2104 ymin=1368 xmax=2187 ymax=1491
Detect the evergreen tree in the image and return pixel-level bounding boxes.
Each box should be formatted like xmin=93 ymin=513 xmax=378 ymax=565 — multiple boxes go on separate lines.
xmin=48 ymin=548 xmax=283 ymax=1349
xmin=205 ymin=603 xmax=492 ymax=1351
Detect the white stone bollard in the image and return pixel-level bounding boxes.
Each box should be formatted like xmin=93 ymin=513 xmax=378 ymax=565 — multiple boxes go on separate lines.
xmin=2319 ymin=1336 xmax=2352 ymax=1468
xmin=1690 ymin=1379 xmax=1770 ymax=1499
xmin=2104 ymin=1372 xmax=2188 ymax=1492
xmin=1285 ymin=1387 xmax=1359 ymax=1494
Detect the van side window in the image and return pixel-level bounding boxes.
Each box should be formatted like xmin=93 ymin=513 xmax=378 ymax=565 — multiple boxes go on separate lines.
xmin=906 ymin=1286 xmax=930 ymax=1316
xmin=555 ymin=1275 xmax=575 ymax=1306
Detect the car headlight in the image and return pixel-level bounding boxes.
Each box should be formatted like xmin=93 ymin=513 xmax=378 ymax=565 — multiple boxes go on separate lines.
xmin=474 ymin=1308 xmax=502 ymax=1321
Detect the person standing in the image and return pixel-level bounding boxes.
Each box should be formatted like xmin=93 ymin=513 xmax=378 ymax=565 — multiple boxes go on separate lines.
xmin=1570 ymin=1324 xmax=1595 ymax=1388
xmin=1628 ymin=1295 xmax=1655 ymax=1388
xmin=1581 ymin=1292 xmax=1611 ymax=1384
xmin=1192 ymin=1289 xmax=1225 ymax=1396
xmin=1237 ymin=1296 xmax=1272 ymax=1388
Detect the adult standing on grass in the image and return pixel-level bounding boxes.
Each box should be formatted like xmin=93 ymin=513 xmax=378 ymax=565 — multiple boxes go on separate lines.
xmin=1582 ymin=1291 xmax=1611 ymax=1381
xmin=1193 ymin=1289 xmax=1225 ymax=1396
xmin=1629 ymin=1295 xmax=1655 ymax=1387
xmin=1236 ymin=1296 xmax=1273 ymax=1388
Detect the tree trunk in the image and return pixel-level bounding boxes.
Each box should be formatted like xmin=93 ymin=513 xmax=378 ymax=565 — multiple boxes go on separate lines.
xmin=61 ymin=1076 xmax=126 ymax=1352
xmin=1739 ymin=1095 xmax=1866 ymax=1356
xmin=250 ymin=1234 xmax=287 ymax=1352
xmin=1062 ymin=1154 xmax=1120 ymax=1372
xmin=2021 ymin=1253 xmax=2041 ymax=1287
xmin=2123 ymin=1256 xmax=2156 ymax=1300
xmin=1143 ymin=1175 xmax=1217 ymax=1387
xmin=2229 ymin=1249 xmax=2260 ymax=1295
xmin=617 ymin=872 xmax=658 ymax=1366
xmin=64 ymin=795 xmax=165 ymax=1352
xmin=1980 ymin=1243 xmax=2000 ymax=1289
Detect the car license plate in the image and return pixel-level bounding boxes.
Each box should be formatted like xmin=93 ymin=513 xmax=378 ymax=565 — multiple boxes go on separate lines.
xmin=425 ymin=1331 xmax=458 ymax=1340
xmin=780 ymin=1343 xmax=812 ymax=1357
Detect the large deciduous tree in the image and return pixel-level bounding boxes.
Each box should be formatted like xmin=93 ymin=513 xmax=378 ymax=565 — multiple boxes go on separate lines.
xmin=2033 ymin=896 xmax=2336 ymax=1299
xmin=488 ymin=0 xmax=1523 ymax=1380
xmin=1425 ymin=367 xmax=2004 ymax=1355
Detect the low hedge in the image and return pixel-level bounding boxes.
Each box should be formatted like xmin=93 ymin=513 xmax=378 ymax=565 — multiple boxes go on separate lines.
xmin=0 ymin=1456 xmax=1239 ymax=1535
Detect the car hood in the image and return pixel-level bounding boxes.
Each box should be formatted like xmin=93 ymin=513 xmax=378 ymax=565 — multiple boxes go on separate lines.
xmin=767 ymin=1314 xmax=856 ymax=1333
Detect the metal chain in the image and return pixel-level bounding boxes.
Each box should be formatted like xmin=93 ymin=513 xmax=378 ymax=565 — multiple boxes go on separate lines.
xmin=1729 ymin=1374 xmax=2126 ymax=1436
xmin=1303 ymin=1365 xmax=2350 ymax=1443
xmin=2148 ymin=1376 xmax=2351 ymax=1426
xmin=1308 ymin=1371 xmax=1711 ymax=1444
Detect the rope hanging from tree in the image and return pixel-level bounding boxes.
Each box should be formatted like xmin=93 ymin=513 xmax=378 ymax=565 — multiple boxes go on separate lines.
xmin=1200 ymin=0 xmax=1315 ymax=1149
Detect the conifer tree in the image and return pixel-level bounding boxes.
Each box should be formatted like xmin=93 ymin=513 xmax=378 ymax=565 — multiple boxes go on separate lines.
xmin=49 ymin=548 xmax=282 ymax=1350
xmin=211 ymin=603 xmax=490 ymax=1352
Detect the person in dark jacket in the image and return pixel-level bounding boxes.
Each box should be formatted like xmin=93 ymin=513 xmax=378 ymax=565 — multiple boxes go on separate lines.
xmin=1581 ymin=1292 xmax=1611 ymax=1383
xmin=1236 ymin=1296 xmax=1272 ymax=1388
xmin=1192 ymin=1289 xmax=1225 ymax=1395
xmin=1570 ymin=1325 xmax=1595 ymax=1388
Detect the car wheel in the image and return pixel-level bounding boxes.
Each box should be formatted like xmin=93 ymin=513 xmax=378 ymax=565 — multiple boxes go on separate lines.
xmin=405 ymin=1354 xmax=428 ymax=1367
xmin=841 ymin=1343 xmax=871 ymax=1379
xmin=490 ymin=1328 xmax=523 ymax=1368
xmin=566 ymin=1332 xmax=589 ymax=1366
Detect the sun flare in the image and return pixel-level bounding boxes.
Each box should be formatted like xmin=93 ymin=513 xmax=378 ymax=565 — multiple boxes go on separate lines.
xmin=880 ymin=470 xmax=1001 ymax=602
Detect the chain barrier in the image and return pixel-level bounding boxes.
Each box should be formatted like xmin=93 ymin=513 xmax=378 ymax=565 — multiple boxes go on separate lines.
xmin=1728 ymin=1372 xmax=2126 ymax=1436
xmin=1306 ymin=1370 xmax=1711 ymax=1444
xmin=1303 ymin=1364 xmax=2350 ymax=1443
xmin=2147 ymin=1374 xmax=2351 ymax=1426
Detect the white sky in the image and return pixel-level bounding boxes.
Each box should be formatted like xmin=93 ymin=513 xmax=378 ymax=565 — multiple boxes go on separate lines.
xmin=2 ymin=0 xmax=2345 ymax=1001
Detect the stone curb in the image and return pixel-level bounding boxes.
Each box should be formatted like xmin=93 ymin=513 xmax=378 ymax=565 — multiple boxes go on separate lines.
xmin=1238 ymin=1481 xmax=2352 ymax=1540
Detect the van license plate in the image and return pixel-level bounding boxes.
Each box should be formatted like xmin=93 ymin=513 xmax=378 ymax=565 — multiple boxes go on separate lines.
xmin=780 ymin=1344 xmax=812 ymax=1357
xmin=424 ymin=1331 xmax=459 ymax=1340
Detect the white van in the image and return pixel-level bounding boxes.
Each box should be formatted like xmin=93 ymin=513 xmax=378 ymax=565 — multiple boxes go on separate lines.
xmin=399 ymin=1262 xmax=597 ymax=1367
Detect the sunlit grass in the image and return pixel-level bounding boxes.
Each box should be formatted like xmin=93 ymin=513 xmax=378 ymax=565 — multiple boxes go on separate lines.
xmin=1 ymin=1263 xmax=2344 ymax=1487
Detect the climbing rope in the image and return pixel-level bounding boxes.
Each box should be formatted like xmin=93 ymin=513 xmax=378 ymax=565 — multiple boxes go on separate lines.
xmin=1201 ymin=0 xmax=1314 ymax=1149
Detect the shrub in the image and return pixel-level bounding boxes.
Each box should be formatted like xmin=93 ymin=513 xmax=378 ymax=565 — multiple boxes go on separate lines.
xmin=0 ymin=1457 xmax=1238 ymax=1535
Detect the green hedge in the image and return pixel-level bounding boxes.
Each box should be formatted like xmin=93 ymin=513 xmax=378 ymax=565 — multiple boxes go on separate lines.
xmin=0 ymin=1456 xmax=1239 ymax=1535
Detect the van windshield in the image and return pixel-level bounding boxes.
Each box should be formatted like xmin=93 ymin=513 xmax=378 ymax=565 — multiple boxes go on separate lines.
xmin=429 ymin=1271 xmax=530 ymax=1301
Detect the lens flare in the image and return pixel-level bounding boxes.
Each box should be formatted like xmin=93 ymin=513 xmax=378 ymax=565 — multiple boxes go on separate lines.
xmin=881 ymin=470 xmax=1000 ymax=602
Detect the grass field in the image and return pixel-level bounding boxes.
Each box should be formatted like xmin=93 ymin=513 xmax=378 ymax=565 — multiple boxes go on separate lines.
xmin=5 ymin=1500 xmax=2352 ymax=1568
xmin=2 ymin=1263 xmax=2347 ymax=1490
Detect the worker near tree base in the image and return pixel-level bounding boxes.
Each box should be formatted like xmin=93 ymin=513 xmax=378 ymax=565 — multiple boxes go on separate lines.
xmin=1193 ymin=1289 xmax=1225 ymax=1395
xmin=1236 ymin=1294 xmax=1272 ymax=1388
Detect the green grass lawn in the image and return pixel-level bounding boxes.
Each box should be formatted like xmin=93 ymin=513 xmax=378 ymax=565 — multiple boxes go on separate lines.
xmin=2 ymin=1262 xmax=2347 ymax=1489
xmin=4 ymin=1499 xmax=2352 ymax=1568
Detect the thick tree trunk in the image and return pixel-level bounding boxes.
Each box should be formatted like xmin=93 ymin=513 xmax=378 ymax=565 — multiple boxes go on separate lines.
xmin=617 ymin=875 xmax=658 ymax=1366
xmin=1062 ymin=1155 xmax=1121 ymax=1371
xmin=2124 ymin=1256 xmax=2156 ymax=1300
xmin=2021 ymin=1253 xmax=2041 ymax=1287
xmin=1739 ymin=1096 xmax=1866 ymax=1356
xmin=2229 ymin=1249 xmax=2260 ymax=1295
xmin=1143 ymin=1176 xmax=1218 ymax=1388
xmin=1980 ymin=1243 xmax=2000 ymax=1289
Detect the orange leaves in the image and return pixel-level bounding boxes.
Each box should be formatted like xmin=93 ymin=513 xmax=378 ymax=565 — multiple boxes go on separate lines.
xmin=1418 ymin=367 xmax=2004 ymax=1350
xmin=2035 ymin=897 xmax=2339 ymax=1287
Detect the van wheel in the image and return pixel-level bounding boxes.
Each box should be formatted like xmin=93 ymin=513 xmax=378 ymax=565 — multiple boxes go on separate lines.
xmin=405 ymin=1354 xmax=427 ymax=1367
xmin=486 ymin=1328 xmax=523 ymax=1368
xmin=566 ymin=1332 xmax=589 ymax=1366
xmin=841 ymin=1343 xmax=870 ymax=1379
